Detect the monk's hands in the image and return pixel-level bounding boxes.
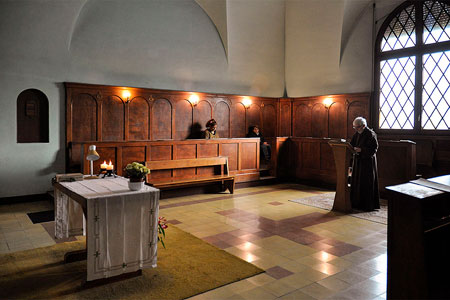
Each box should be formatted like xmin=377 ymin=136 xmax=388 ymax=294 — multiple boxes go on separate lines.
xmin=354 ymin=147 xmax=362 ymax=153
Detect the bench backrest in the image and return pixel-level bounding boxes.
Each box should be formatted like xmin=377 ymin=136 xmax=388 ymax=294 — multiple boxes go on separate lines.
xmin=146 ymin=156 xmax=230 ymax=175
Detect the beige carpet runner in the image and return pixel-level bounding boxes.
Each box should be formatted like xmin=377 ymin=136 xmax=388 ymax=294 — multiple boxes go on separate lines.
xmin=289 ymin=192 xmax=387 ymax=225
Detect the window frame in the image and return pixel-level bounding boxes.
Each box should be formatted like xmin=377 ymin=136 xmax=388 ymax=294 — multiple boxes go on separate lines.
xmin=374 ymin=0 xmax=450 ymax=136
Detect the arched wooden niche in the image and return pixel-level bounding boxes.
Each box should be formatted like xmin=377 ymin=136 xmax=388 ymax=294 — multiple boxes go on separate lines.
xmin=17 ymin=89 xmax=49 ymax=143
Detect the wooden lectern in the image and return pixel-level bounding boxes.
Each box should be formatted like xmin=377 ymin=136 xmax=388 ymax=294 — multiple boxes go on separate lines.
xmin=328 ymin=140 xmax=355 ymax=213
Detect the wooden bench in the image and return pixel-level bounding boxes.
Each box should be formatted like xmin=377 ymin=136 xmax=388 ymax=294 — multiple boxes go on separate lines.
xmin=145 ymin=156 xmax=235 ymax=193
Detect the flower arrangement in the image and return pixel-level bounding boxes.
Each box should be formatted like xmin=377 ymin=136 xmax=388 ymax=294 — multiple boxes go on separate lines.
xmin=158 ymin=216 xmax=168 ymax=248
xmin=124 ymin=162 xmax=150 ymax=181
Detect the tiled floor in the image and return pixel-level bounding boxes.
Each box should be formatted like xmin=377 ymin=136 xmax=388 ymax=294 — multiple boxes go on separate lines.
xmin=0 ymin=183 xmax=387 ymax=299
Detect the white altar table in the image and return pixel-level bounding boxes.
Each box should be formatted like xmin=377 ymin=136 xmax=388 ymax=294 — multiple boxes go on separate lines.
xmin=53 ymin=177 xmax=160 ymax=282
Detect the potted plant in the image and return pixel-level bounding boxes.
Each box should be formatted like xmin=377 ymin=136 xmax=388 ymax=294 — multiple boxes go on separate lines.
xmin=124 ymin=162 xmax=150 ymax=191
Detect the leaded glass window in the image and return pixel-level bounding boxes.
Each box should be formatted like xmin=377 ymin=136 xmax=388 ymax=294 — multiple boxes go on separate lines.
xmin=422 ymin=51 xmax=450 ymax=129
xmin=376 ymin=0 xmax=450 ymax=131
xmin=379 ymin=57 xmax=416 ymax=129
xmin=381 ymin=5 xmax=416 ymax=52
xmin=423 ymin=1 xmax=450 ymax=44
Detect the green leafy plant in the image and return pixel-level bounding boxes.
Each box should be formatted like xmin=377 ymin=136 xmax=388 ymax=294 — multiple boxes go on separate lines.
xmin=158 ymin=216 xmax=168 ymax=249
xmin=124 ymin=162 xmax=150 ymax=180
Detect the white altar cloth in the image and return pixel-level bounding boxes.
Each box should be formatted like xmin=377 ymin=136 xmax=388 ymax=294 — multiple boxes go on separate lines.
xmin=54 ymin=177 xmax=160 ymax=281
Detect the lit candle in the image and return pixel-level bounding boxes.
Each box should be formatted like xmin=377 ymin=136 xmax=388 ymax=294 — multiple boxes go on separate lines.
xmin=106 ymin=160 xmax=114 ymax=170
xmin=100 ymin=161 xmax=107 ymax=169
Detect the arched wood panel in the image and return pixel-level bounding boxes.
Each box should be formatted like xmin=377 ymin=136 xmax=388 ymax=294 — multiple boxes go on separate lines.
xmin=152 ymin=98 xmax=172 ymax=140
xmin=280 ymin=103 xmax=291 ymax=137
xmin=262 ymin=104 xmax=276 ymax=137
xmin=129 ymin=97 xmax=149 ymax=140
xmin=72 ymin=93 xmax=97 ymax=142
xmin=175 ymin=100 xmax=192 ymax=140
xmin=17 ymin=89 xmax=49 ymax=143
xmin=231 ymin=103 xmax=246 ymax=137
xmin=328 ymin=102 xmax=346 ymax=138
xmin=193 ymin=100 xmax=212 ymax=138
xmin=347 ymin=101 xmax=367 ymax=138
xmin=247 ymin=104 xmax=261 ymax=129
xmin=214 ymin=101 xmax=230 ymax=138
xmin=293 ymin=104 xmax=311 ymax=137
xmin=311 ymin=104 xmax=328 ymax=138
xmin=102 ymin=96 xmax=124 ymax=141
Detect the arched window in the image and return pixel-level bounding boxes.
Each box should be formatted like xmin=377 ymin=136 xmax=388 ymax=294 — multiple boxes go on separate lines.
xmin=375 ymin=0 xmax=450 ymax=132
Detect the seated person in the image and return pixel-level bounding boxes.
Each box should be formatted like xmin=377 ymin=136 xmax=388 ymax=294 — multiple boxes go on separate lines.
xmin=204 ymin=119 xmax=219 ymax=139
xmin=247 ymin=125 xmax=271 ymax=160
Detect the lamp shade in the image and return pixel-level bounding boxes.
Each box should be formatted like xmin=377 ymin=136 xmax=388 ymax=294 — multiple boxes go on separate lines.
xmin=86 ymin=145 xmax=100 ymax=161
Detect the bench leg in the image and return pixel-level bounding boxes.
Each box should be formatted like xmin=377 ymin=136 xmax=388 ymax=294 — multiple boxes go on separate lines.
xmin=225 ymin=179 xmax=235 ymax=194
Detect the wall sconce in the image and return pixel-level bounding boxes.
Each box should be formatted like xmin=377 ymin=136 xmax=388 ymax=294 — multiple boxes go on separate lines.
xmin=242 ymin=97 xmax=252 ymax=109
xmin=188 ymin=94 xmax=199 ymax=107
xmin=323 ymin=97 xmax=333 ymax=109
xmin=123 ymin=90 xmax=131 ymax=103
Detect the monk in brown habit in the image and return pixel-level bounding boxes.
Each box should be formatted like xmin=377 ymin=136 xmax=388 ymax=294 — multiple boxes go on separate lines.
xmin=350 ymin=117 xmax=380 ymax=211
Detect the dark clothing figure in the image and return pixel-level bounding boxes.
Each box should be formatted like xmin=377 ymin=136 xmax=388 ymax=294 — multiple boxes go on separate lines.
xmin=350 ymin=127 xmax=380 ymax=211
xmin=247 ymin=127 xmax=271 ymax=160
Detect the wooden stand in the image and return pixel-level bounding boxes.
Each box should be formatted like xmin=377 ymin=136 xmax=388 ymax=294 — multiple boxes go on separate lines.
xmin=328 ymin=140 xmax=354 ymax=213
xmin=386 ymin=175 xmax=450 ymax=299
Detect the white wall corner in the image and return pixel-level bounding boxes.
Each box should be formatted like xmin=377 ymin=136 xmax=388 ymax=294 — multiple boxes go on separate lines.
xmin=195 ymin=0 xmax=229 ymax=60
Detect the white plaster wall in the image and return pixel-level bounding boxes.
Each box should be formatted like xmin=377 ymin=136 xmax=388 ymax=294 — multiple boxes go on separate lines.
xmin=226 ymin=0 xmax=285 ymax=96
xmin=0 ymin=0 xmax=285 ymax=197
xmin=285 ymin=0 xmax=374 ymax=97
xmin=0 ymin=0 xmax=84 ymax=198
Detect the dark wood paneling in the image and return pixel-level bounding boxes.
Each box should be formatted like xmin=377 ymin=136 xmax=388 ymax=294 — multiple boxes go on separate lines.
xmin=193 ymin=100 xmax=212 ymax=136
xmin=280 ymin=102 xmax=291 ymax=137
xmin=215 ymin=101 xmax=230 ymax=138
xmin=247 ymin=104 xmax=261 ymax=129
xmin=301 ymin=141 xmax=320 ymax=169
xmin=329 ymin=102 xmax=346 ymax=138
xmin=174 ymin=144 xmax=196 ymax=178
xmin=122 ymin=146 xmax=146 ymax=171
xmin=129 ymin=97 xmax=149 ymax=140
xmin=320 ymin=142 xmax=335 ymax=171
xmin=231 ymin=103 xmax=246 ymax=138
xmin=102 ymin=96 xmax=124 ymax=141
xmin=221 ymin=143 xmax=238 ymax=171
xmin=79 ymin=139 xmax=259 ymax=183
xmin=198 ymin=143 xmax=219 ymax=158
xmin=241 ymin=142 xmax=257 ymax=170
xmin=152 ymin=98 xmax=172 ymax=140
xmin=378 ymin=146 xmax=407 ymax=180
xmin=72 ymin=93 xmax=97 ymax=142
xmin=175 ymin=144 xmax=196 ymax=159
xmin=175 ymin=100 xmax=192 ymax=140
xmin=293 ymin=104 xmax=311 ymax=137
xmin=94 ymin=147 xmax=116 ymax=174
xmin=263 ymin=104 xmax=276 ymax=137
xmin=150 ymin=145 xmax=172 ymax=161
xmin=284 ymin=137 xmax=416 ymax=190
xmin=311 ymin=104 xmax=328 ymax=138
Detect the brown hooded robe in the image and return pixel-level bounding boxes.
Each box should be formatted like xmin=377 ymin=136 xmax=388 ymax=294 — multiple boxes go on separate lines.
xmin=350 ymin=127 xmax=380 ymax=211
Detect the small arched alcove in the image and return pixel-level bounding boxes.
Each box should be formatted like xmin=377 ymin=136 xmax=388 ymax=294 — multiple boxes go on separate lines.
xmin=17 ymin=89 xmax=49 ymax=143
